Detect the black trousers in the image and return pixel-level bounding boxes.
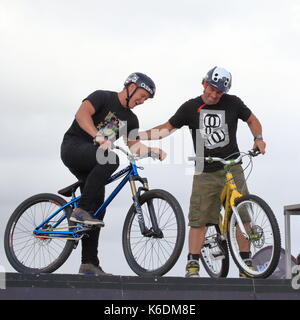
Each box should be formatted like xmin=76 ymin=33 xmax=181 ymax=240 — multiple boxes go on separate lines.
xmin=61 ymin=136 xmax=119 ymax=266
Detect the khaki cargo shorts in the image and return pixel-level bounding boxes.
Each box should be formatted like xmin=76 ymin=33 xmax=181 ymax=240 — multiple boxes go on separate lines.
xmin=188 ymin=165 xmax=250 ymax=227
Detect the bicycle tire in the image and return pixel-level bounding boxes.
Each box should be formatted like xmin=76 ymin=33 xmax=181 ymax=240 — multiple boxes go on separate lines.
xmin=122 ymin=189 xmax=185 ymax=276
xmin=4 ymin=193 xmax=75 ymax=274
xmin=227 ymin=194 xmax=281 ymax=278
xmin=200 ymin=225 xmax=229 ymax=278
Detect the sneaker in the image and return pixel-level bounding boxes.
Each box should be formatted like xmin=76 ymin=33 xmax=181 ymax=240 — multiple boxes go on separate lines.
xmin=185 ymin=260 xmax=200 ymax=278
xmin=79 ymin=263 xmax=112 ymax=276
xmin=70 ymin=208 xmax=104 ymax=226
xmin=239 ymin=258 xmax=255 ymax=278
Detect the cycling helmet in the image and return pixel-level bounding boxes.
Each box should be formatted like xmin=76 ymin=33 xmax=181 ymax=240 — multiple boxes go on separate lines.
xmin=203 ymin=66 xmax=232 ymax=93
xmin=124 ymin=72 xmax=156 ymax=107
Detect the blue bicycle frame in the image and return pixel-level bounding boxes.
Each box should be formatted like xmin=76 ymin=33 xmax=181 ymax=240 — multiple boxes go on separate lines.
xmin=33 ymin=160 xmax=144 ymax=239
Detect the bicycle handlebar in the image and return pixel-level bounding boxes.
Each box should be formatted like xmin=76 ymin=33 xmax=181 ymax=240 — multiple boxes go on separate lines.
xmin=188 ymin=149 xmax=261 ymax=165
xmin=111 ymin=144 xmax=160 ymax=161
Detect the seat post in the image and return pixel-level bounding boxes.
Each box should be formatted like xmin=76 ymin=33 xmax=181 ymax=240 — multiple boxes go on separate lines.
xmin=71 ymin=187 xmax=76 ymax=199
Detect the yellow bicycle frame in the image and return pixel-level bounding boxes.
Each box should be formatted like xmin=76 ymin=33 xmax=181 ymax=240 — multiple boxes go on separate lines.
xmin=219 ymin=170 xmax=243 ymax=234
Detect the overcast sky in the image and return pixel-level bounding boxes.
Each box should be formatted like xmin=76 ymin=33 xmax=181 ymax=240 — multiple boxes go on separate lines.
xmin=1 ymin=0 xmax=300 ymax=278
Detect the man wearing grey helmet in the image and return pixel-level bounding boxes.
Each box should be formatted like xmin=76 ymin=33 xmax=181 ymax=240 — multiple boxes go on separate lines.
xmin=139 ymin=66 xmax=266 ymax=278
xmin=60 ymin=72 xmax=166 ymax=275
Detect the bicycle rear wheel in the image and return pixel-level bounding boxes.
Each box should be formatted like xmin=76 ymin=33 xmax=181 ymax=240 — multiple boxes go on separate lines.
xmin=200 ymin=225 xmax=229 ymax=278
xmin=4 ymin=193 xmax=75 ymax=273
xmin=227 ymin=194 xmax=281 ymax=278
xmin=122 ymin=189 xmax=185 ymax=276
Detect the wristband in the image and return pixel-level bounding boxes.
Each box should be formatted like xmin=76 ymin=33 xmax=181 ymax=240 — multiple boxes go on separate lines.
xmin=254 ymin=134 xmax=263 ymax=141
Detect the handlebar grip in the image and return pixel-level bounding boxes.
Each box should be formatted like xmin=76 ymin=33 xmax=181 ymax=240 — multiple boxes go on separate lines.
xmin=149 ymin=151 xmax=160 ymax=160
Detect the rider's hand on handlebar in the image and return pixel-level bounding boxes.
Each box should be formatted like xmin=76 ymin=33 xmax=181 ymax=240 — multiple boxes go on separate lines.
xmin=95 ymin=136 xmax=112 ymax=150
xmin=253 ymin=139 xmax=266 ymax=155
xmin=150 ymin=147 xmax=167 ymax=161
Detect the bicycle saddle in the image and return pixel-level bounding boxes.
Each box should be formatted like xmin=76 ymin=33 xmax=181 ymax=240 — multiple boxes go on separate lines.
xmin=58 ymin=181 xmax=83 ymax=197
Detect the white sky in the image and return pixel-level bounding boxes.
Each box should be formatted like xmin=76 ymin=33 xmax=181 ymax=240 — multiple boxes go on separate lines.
xmin=1 ymin=0 xmax=300 ymax=278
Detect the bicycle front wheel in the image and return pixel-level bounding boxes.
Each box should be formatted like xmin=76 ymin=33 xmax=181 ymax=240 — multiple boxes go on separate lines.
xmin=227 ymin=194 xmax=281 ymax=278
xmin=4 ymin=193 xmax=75 ymax=274
xmin=122 ymin=189 xmax=185 ymax=276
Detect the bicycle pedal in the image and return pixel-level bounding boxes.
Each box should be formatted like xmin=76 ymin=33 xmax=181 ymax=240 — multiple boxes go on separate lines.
xmin=210 ymin=251 xmax=225 ymax=261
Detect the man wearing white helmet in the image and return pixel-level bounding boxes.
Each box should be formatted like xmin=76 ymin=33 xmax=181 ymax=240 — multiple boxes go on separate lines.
xmin=139 ymin=66 xmax=266 ymax=278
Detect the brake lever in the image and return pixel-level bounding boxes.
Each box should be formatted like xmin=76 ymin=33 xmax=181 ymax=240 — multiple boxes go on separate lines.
xmin=249 ymin=148 xmax=261 ymax=157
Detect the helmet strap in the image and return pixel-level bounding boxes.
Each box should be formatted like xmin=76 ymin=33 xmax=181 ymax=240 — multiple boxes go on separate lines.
xmin=125 ymin=85 xmax=137 ymax=108
xmin=125 ymin=86 xmax=130 ymax=108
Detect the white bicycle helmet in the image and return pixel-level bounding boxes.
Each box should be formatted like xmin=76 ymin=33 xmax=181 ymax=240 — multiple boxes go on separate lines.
xmin=203 ymin=66 xmax=232 ymax=93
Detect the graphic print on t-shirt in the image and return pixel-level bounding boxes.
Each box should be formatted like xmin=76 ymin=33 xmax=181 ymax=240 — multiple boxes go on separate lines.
xmin=96 ymin=111 xmax=126 ymax=140
xmin=199 ymin=110 xmax=229 ymax=149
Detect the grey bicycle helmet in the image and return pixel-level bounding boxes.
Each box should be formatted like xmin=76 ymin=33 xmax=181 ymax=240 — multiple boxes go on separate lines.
xmin=203 ymin=66 xmax=232 ymax=93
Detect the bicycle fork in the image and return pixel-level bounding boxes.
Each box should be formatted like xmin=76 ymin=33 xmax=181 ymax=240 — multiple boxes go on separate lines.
xmin=129 ymin=176 xmax=163 ymax=238
xmin=231 ymin=205 xmax=250 ymax=240
xmin=226 ymin=171 xmax=250 ymax=241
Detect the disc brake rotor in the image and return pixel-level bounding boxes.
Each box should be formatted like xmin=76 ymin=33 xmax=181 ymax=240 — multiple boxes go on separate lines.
xmin=248 ymin=225 xmax=264 ymax=248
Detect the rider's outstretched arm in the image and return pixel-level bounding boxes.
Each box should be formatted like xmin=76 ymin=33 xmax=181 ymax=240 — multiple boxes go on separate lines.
xmin=125 ymin=139 xmax=166 ymax=161
xmin=138 ymin=121 xmax=177 ymax=140
xmin=246 ymin=113 xmax=266 ymax=154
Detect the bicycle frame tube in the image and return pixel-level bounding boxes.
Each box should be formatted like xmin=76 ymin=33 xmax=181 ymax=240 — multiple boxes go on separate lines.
xmin=219 ymin=184 xmax=230 ymax=233
xmin=35 ymin=199 xmax=78 ymax=231
xmin=34 ymin=162 xmax=142 ymax=238
xmin=34 ymin=197 xmax=80 ymax=237
xmin=93 ymin=161 xmax=150 ymax=235
xmin=93 ymin=163 xmax=137 ymax=218
xmin=225 ymin=172 xmax=243 ymax=206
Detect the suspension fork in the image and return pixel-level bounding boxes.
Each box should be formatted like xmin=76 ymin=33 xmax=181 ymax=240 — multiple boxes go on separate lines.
xmin=225 ymin=171 xmax=250 ymax=240
xmin=145 ymin=196 xmax=163 ymax=237
xmin=129 ymin=176 xmax=148 ymax=235
xmin=129 ymin=176 xmax=162 ymax=237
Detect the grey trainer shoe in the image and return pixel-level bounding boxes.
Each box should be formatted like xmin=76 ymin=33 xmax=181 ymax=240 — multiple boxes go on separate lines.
xmin=70 ymin=208 xmax=104 ymax=226
xmin=79 ymin=263 xmax=112 ymax=276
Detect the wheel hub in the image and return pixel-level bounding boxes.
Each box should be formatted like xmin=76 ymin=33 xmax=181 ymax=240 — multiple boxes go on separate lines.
xmin=249 ymin=225 xmax=264 ymax=248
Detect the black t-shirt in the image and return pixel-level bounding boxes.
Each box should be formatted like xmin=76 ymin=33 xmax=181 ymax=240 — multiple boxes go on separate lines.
xmin=169 ymin=94 xmax=252 ymax=172
xmin=63 ymin=90 xmax=139 ymax=142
